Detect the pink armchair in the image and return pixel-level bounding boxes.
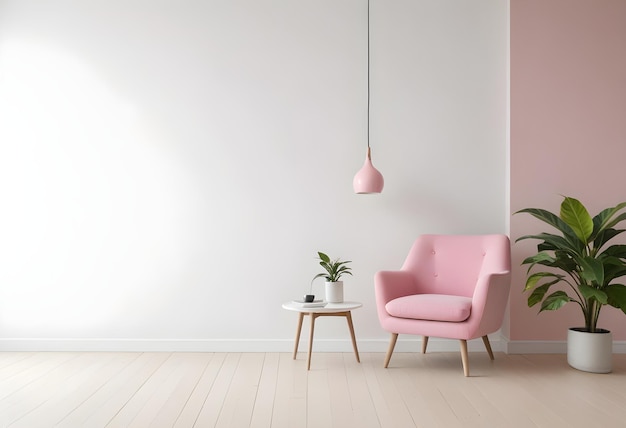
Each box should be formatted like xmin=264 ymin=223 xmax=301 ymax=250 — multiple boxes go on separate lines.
xmin=375 ymin=234 xmax=511 ymax=376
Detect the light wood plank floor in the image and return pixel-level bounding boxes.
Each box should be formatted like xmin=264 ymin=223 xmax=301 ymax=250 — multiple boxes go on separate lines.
xmin=1 ymin=351 xmax=626 ymax=427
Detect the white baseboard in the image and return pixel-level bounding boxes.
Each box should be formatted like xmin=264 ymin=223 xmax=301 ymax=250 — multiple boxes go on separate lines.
xmin=2 ymin=337 xmax=624 ymax=354
xmin=0 ymin=339 xmax=293 ymax=353
xmin=0 ymin=336 xmax=506 ymax=353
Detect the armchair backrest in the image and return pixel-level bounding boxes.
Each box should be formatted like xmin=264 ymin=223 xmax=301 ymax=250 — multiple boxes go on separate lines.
xmin=401 ymin=234 xmax=511 ymax=297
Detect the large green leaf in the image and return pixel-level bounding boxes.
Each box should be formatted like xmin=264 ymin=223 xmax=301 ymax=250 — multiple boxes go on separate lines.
xmin=515 ymin=208 xmax=581 ymax=250
xmin=551 ymin=250 xmax=577 ymax=273
xmin=595 ymin=249 xmax=626 ymax=283
xmin=578 ymin=283 xmax=608 ymax=304
xmin=592 ymin=202 xmax=626 ymax=238
xmin=593 ymin=228 xmax=625 ymax=250
xmin=524 ymin=272 xmax=563 ymax=291
xmin=602 ymin=212 xmax=626 ymax=233
xmin=540 ymin=291 xmax=571 ymax=312
xmin=605 ymin=284 xmax=626 ymax=314
xmin=600 ymin=244 xmax=626 ymax=259
xmin=521 ymin=252 xmax=555 ymax=267
xmin=527 ymin=280 xmax=560 ymax=307
xmin=603 ymin=261 xmax=626 ymax=283
xmin=578 ymin=257 xmax=605 ymax=286
xmin=515 ymin=207 xmax=575 ymax=235
xmin=517 ymin=233 xmax=581 ymax=255
xmin=522 ymin=251 xmax=578 ymax=275
xmin=560 ymin=197 xmax=593 ymax=243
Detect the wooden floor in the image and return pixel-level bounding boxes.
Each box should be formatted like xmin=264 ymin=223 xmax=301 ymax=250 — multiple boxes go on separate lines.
xmin=1 ymin=351 xmax=626 ymax=427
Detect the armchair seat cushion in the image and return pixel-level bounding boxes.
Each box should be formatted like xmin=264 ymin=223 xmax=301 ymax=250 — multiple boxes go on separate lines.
xmin=385 ymin=294 xmax=472 ymax=322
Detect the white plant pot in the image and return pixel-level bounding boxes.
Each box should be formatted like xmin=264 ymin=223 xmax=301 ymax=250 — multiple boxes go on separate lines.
xmin=567 ymin=327 xmax=612 ymax=373
xmin=325 ymin=281 xmax=344 ymax=303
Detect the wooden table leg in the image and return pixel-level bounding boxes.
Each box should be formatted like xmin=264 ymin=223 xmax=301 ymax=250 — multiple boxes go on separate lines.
xmin=289 ymin=308 xmax=361 ymax=370
xmin=307 ymin=313 xmax=317 ymax=370
xmin=345 ymin=311 xmax=360 ymax=363
xmin=292 ymin=312 xmax=305 ymax=359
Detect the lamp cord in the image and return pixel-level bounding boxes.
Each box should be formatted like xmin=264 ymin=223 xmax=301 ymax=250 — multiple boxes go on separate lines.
xmin=367 ymin=0 xmax=370 ymax=149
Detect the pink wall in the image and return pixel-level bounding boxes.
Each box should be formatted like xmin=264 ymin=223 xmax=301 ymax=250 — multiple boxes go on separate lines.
xmin=510 ymin=0 xmax=626 ymax=340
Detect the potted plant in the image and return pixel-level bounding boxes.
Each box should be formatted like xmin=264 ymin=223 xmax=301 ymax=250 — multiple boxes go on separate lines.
xmin=516 ymin=196 xmax=626 ymax=373
xmin=312 ymin=252 xmax=353 ymax=303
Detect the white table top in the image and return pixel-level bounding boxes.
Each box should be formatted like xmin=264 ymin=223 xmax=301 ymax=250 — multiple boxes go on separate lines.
xmin=282 ymin=301 xmax=362 ymax=313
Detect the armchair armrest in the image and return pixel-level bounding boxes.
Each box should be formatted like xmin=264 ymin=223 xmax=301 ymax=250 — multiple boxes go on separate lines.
xmin=471 ymin=271 xmax=511 ymax=336
xmin=374 ymin=270 xmax=417 ymax=326
xmin=374 ymin=270 xmax=416 ymax=305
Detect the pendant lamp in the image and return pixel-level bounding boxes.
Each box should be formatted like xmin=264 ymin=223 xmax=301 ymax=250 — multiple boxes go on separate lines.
xmin=353 ymin=0 xmax=384 ymax=194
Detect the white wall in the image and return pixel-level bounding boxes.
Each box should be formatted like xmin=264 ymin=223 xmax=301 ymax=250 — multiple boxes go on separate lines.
xmin=0 ymin=0 xmax=508 ymax=351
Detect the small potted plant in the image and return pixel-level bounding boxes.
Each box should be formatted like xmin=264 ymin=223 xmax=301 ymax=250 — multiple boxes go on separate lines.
xmin=515 ymin=196 xmax=626 ymax=373
xmin=312 ymin=252 xmax=353 ymax=303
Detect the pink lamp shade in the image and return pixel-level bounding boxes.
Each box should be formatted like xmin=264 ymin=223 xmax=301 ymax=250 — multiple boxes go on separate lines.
xmin=353 ymin=147 xmax=384 ymax=194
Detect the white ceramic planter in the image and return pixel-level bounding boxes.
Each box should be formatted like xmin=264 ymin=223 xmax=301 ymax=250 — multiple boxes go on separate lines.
xmin=567 ymin=327 xmax=612 ymax=373
xmin=325 ymin=281 xmax=344 ymax=303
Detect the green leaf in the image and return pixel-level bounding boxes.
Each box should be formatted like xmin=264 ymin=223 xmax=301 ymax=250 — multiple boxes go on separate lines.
xmin=592 ymin=202 xmax=626 ymax=238
xmin=560 ymin=196 xmax=593 ymax=243
xmin=515 ymin=207 xmax=575 ymax=235
xmin=551 ymin=250 xmax=577 ymax=273
xmin=578 ymin=257 xmax=605 ymax=286
xmin=602 ymin=212 xmax=626 ymax=233
xmin=317 ymin=252 xmax=330 ymax=263
xmin=603 ymin=261 xmax=626 ymax=283
xmin=597 ymin=247 xmax=626 ymax=283
xmin=521 ymin=252 xmax=555 ymax=266
xmin=578 ymin=283 xmax=608 ymax=304
xmin=517 ymin=233 xmax=581 ymax=255
xmin=593 ymin=229 xmax=625 ymax=250
xmin=540 ymin=291 xmax=571 ymax=312
xmin=605 ymin=284 xmax=626 ymax=314
xmin=522 ymin=251 xmax=578 ymax=275
xmin=600 ymin=244 xmax=626 ymax=259
xmin=515 ymin=207 xmax=580 ymax=246
xmin=524 ymin=272 xmax=563 ymax=291
xmin=527 ymin=281 xmax=560 ymax=307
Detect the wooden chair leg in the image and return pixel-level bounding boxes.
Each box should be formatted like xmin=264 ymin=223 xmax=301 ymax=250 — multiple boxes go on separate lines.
xmin=482 ymin=335 xmax=495 ymax=360
xmin=384 ymin=333 xmax=398 ymax=368
xmin=421 ymin=336 xmax=429 ymax=354
xmin=460 ymin=339 xmax=469 ymax=377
